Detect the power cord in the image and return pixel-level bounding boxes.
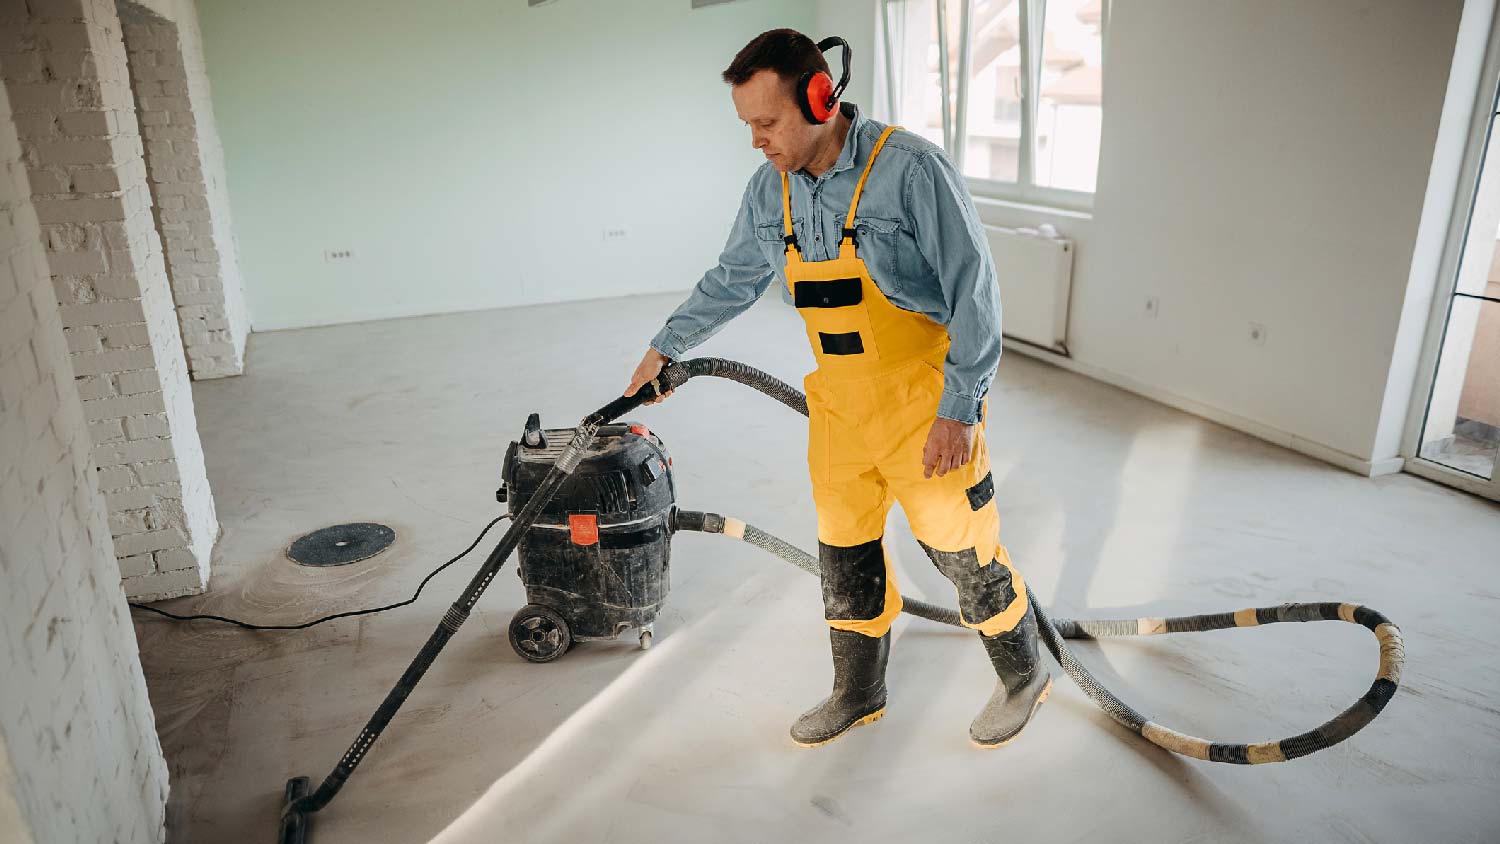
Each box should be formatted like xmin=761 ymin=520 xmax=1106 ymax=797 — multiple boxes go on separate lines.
xmin=127 ymin=515 xmax=510 ymax=631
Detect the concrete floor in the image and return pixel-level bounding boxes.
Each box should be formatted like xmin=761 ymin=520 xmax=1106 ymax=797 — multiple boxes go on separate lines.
xmin=135 ymin=293 xmax=1500 ymax=844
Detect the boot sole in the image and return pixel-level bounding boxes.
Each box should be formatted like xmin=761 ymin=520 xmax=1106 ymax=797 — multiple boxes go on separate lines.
xmin=792 ymin=707 xmax=886 ymax=748
xmin=971 ymin=677 xmax=1052 ymax=750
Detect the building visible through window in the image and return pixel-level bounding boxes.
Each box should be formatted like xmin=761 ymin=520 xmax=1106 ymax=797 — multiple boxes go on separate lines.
xmin=879 ymin=0 xmax=1105 ymax=203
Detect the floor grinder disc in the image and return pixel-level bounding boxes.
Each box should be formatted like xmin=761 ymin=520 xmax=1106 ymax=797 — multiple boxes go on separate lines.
xmin=287 ymin=523 xmax=396 ymax=567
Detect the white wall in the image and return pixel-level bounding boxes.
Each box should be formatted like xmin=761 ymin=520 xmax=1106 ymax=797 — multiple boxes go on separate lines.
xmin=845 ymin=0 xmax=1467 ymax=472
xmin=196 ymin=0 xmax=816 ymax=331
xmin=1074 ymin=0 xmax=1463 ymax=469
xmin=0 ymin=73 xmax=169 ymax=844
xmin=816 ymin=0 xmax=878 ymax=110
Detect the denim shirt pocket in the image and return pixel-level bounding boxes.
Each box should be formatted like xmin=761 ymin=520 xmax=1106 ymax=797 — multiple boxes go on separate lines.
xmin=757 ymin=215 xmax=802 ymax=250
xmin=756 ymin=218 xmax=800 ymax=300
xmin=834 ymin=213 xmax=902 ymax=288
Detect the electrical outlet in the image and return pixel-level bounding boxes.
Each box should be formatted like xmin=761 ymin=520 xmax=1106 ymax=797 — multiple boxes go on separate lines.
xmin=602 ymin=227 xmax=630 ymax=243
xmin=325 ymin=249 xmax=355 ymax=262
xmin=1248 ymin=322 xmax=1267 ymax=346
xmin=1144 ymin=296 xmax=1160 ymax=318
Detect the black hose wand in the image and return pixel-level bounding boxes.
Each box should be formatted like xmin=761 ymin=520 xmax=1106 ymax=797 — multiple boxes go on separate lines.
xmin=277 ymin=362 xmax=705 ymax=843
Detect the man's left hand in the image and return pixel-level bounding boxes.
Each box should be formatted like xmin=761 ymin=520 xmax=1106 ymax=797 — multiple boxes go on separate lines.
xmin=922 ymin=416 xmax=977 ymax=479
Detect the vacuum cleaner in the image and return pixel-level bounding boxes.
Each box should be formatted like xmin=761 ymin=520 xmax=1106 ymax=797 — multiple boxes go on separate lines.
xmin=272 ymin=357 xmax=1404 ymax=844
xmin=498 ymin=412 xmax=673 ymax=661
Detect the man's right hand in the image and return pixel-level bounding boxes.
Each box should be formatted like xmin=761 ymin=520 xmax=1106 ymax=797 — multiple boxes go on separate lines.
xmin=625 ymin=348 xmax=674 ymax=405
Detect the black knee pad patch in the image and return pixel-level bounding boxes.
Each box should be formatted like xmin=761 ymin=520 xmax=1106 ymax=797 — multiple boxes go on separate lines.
xmin=818 ymin=539 xmax=887 ymax=621
xmin=918 ymin=540 xmax=1018 ymax=624
xmin=965 ymin=471 xmax=994 ymax=510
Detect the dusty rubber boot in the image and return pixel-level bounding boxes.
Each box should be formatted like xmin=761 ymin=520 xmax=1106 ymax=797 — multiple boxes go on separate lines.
xmin=790 ymin=629 xmax=890 ymax=747
xmin=971 ymin=602 xmax=1052 ymax=748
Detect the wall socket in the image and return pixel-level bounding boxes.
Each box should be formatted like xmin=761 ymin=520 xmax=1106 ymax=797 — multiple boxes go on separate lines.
xmin=325 ymin=249 xmax=355 ymax=262
xmin=1144 ymin=296 xmax=1160 ymax=318
xmin=602 ymin=227 xmax=629 ymax=242
xmin=1248 ymin=322 xmax=1268 ymax=346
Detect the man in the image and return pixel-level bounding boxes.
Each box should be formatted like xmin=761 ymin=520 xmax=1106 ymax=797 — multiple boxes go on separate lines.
xmin=624 ymin=29 xmax=1048 ymax=749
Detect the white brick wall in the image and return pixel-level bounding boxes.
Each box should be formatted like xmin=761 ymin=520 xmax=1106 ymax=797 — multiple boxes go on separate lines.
xmin=1 ymin=0 xmax=217 ymax=600
xmin=120 ymin=1 xmax=249 ymax=380
xmin=0 ymin=66 xmax=168 ymax=844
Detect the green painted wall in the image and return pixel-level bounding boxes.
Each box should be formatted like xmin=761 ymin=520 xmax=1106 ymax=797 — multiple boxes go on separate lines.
xmin=196 ymin=0 xmax=817 ymax=329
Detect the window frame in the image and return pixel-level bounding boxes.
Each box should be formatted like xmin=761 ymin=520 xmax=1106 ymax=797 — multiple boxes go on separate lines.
xmin=879 ymin=0 xmax=1108 ymax=212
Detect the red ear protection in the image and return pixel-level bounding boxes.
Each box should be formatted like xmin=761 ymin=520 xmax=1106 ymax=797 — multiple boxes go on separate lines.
xmin=796 ymin=36 xmax=852 ymax=125
xmin=802 ymin=72 xmax=838 ymax=123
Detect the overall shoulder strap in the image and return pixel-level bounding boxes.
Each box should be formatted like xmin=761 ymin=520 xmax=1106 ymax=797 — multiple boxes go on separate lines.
xmin=841 ymin=125 xmax=900 ymax=248
xmin=779 ymin=171 xmax=799 ymax=258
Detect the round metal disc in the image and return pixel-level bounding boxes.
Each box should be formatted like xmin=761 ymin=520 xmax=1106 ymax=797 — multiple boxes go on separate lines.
xmin=287 ymin=523 xmax=395 ymax=567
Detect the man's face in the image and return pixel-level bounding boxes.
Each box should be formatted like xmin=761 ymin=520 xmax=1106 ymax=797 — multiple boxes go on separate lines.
xmin=732 ymin=69 xmax=822 ymax=173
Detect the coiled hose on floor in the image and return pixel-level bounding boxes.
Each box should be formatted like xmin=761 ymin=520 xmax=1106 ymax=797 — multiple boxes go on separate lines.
xmin=662 ymin=357 xmax=1404 ymax=764
xmin=276 ymin=355 xmax=1407 ymax=843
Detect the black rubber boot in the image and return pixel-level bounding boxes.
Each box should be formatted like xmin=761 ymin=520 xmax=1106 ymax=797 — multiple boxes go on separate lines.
xmin=790 ymin=629 xmax=890 ymax=747
xmin=971 ymin=601 xmax=1052 ymax=748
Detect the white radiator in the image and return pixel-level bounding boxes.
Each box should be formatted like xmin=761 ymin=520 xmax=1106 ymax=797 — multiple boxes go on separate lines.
xmin=984 ymin=225 xmax=1073 ymax=352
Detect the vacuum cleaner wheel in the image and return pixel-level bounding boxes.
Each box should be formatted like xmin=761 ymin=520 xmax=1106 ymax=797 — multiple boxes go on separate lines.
xmin=509 ymin=604 xmax=573 ymax=663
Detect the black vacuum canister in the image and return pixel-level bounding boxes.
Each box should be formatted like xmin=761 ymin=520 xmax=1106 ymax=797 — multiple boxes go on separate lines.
xmin=497 ymin=413 xmax=675 ymax=661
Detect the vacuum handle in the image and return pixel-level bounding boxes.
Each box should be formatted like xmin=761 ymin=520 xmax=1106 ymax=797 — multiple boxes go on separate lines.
xmin=594 ymin=361 xmax=692 ymax=423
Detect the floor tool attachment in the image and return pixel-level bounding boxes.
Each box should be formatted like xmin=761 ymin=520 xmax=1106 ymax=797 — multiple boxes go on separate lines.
xmin=277 ymin=776 xmax=310 ymax=844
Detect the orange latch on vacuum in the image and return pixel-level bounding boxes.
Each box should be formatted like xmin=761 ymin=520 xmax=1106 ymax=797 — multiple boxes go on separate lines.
xmin=568 ymin=513 xmax=599 ymax=546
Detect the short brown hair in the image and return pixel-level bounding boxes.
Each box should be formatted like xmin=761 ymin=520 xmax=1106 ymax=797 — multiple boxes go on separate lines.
xmin=722 ymin=28 xmax=830 ymax=91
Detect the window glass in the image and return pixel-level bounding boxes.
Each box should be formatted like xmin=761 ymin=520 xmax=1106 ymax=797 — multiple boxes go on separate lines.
xmin=1032 ymin=0 xmax=1104 ymax=192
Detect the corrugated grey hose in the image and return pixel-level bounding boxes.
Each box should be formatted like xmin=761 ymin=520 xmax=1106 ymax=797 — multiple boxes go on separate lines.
xmin=662 ymin=357 xmax=1404 ymax=765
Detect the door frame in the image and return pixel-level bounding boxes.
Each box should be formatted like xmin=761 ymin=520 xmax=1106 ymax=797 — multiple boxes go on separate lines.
xmin=1401 ymin=3 xmax=1500 ymax=501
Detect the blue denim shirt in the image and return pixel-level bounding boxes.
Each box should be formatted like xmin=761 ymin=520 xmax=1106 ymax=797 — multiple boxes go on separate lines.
xmin=649 ymin=103 xmax=1002 ymax=424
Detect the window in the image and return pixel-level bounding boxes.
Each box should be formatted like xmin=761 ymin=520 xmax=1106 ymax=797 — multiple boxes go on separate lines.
xmin=878 ymin=0 xmax=1106 ymax=205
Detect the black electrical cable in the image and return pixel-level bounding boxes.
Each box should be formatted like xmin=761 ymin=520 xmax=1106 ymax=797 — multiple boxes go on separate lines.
xmin=127 ymin=515 xmax=509 ymax=631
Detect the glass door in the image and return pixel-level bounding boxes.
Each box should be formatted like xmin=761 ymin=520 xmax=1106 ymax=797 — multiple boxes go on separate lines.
xmin=1413 ymin=76 xmax=1500 ymax=501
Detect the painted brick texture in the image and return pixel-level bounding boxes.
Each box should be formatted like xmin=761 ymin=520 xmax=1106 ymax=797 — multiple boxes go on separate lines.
xmin=0 ymin=58 xmax=169 ymax=844
xmin=120 ymin=1 xmax=249 ymax=379
xmin=0 ymin=0 xmax=217 ymax=599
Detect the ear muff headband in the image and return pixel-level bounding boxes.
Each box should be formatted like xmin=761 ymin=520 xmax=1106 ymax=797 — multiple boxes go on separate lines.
xmin=797 ymin=36 xmax=852 ymax=124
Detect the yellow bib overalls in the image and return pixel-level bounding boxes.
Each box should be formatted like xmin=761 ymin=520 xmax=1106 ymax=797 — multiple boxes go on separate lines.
xmin=785 ymin=126 xmax=1028 ymax=640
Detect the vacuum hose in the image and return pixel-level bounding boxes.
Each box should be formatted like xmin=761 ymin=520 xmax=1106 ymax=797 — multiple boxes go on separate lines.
xmin=278 ymin=357 xmax=1402 ymax=843
xmin=665 ymin=357 xmax=1403 ymax=765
